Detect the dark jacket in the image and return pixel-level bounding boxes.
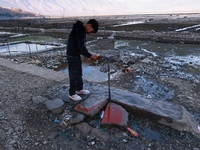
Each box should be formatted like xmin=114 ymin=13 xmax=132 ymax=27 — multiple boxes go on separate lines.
xmin=67 ymin=21 xmax=91 ymax=58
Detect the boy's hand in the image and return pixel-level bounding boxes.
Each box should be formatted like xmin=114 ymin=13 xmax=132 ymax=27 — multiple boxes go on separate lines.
xmin=90 ymin=54 xmax=97 ymax=61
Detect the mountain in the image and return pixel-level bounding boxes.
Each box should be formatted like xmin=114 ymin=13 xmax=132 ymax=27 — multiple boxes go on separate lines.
xmin=0 ymin=0 xmax=127 ymax=17
xmin=0 ymin=6 xmax=42 ymax=18
xmin=1 ymin=0 xmax=199 ymax=17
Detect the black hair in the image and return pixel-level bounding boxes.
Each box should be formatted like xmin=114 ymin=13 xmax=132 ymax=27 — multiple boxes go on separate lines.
xmin=87 ymin=19 xmax=99 ymax=33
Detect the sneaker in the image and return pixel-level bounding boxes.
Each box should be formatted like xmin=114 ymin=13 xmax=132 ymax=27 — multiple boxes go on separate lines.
xmin=69 ymin=94 xmax=82 ymax=101
xmin=76 ymin=89 xmax=90 ymax=95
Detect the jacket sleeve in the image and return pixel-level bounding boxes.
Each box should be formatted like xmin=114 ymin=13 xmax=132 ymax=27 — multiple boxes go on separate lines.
xmin=76 ymin=29 xmax=92 ymax=58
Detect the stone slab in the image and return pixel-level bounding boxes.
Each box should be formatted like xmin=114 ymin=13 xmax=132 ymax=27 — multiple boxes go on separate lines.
xmin=75 ymin=94 xmax=108 ymax=117
xmin=110 ymin=88 xmax=182 ymax=120
xmin=90 ymin=84 xmax=199 ymax=138
xmin=91 ymin=84 xmax=182 ymax=120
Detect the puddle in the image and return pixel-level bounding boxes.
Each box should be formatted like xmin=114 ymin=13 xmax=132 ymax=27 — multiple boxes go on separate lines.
xmin=0 ymin=42 xmax=57 ymax=55
xmin=113 ymin=21 xmax=144 ymax=27
xmin=189 ymin=110 xmax=200 ymax=124
xmin=137 ymin=127 xmax=161 ymax=141
xmin=165 ymin=55 xmax=200 ymax=67
xmin=0 ymin=31 xmax=14 ymax=35
xmin=115 ymin=40 xmax=200 ymax=67
xmin=55 ymin=60 xmax=109 ymax=82
xmin=175 ymin=24 xmax=200 ymax=32
xmin=0 ymin=31 xmax=29 ymax=39
xmin=133 ymin=77 xmax=174 ymax=101
xmin=129 ymin=116 xmax=162 ymax=141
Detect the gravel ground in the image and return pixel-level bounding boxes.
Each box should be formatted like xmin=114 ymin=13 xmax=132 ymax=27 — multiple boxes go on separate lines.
xmin=0 ymin=61 xmax=200 ymax=149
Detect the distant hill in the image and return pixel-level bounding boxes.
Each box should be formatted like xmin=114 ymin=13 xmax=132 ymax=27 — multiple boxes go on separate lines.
xmin=0 ymin=7 xmax=42 ymax=18
xmin=0 ymin=0 xmax=126 ymax=17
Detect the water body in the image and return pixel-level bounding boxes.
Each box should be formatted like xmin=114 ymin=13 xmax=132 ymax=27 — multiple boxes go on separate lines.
xmin=113 ymin=21 xmax=144 ymax=27
xmin=57 ymin=60 xmax=110 ymax=83
xmin=0 ymin=43 xmax=57 ymax=55
xmin=115 ymin=40 xmax=200 ymax=67
xmin=175 ymin=24 xmax=200 ymax=32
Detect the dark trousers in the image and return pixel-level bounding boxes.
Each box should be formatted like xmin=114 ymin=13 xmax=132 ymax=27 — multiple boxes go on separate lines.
xmin=67 ymin=55 xmax=83 ymax=96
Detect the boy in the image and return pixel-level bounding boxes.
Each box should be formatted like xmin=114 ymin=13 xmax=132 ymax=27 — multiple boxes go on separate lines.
xmin=67 ymin=19 xmax=99 ymax=101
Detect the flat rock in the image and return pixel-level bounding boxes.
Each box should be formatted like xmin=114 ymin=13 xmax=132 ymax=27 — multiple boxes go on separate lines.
xmin=74 ymin=122 xmax=110 ymax=142
xmin=70 ymin=111 xmax=85 ymax=125
xmin=74 ymin=122 xmax=92 ymax=134
xmin=32 ymin=96 xmax=48 ymax=104
xmin=90 ymin=128 xmax=110 ymax=142
xmin=44 ymin=98 xmax=65 ymax=114
xmin=75 ymin=94 xmax=108 ymax=117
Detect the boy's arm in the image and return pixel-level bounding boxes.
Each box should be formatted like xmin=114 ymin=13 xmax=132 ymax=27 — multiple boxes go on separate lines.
xmin=76 ymin=30 xmax=92 ymax=58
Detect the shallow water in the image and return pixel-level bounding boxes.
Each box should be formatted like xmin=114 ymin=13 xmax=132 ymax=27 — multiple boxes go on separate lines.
xmin=57 ymin=60 xmax=109 ymax=83
xmin=113 ymin=21 xmax=144 ymax=27
xmin=0 ymin=43 xmax=57 ymax=55
xmin=116 ymin=40 xmax=200 ymax=61
xmin=133 ymin=77 xmax=174 ymax=101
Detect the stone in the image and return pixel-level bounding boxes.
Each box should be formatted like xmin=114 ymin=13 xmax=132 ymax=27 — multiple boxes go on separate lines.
xmin=32 ymin=96 xmax=48 ymax=104
xmin=70 ymin=112 xmax=85 ymax=125
xmin=44 ymin=98 xmax=65 ymax=114
xmin=90 ymin=128 xmax=110 ymax=142
xmin=74 ymin=122 xmax=92 ymax=134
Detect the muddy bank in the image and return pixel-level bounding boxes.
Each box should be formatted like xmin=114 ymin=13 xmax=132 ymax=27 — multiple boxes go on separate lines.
xmin=1 ymin=13 xmax=200 ymax=44
xmin=1 ymin=25 xmax=200 ymax=44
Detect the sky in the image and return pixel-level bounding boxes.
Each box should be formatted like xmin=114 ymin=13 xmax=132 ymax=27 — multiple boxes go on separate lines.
xmin=113 ymin=0 xmax=200 ymax=14
xmin=1 ymin=0 xmax=200 ymax=16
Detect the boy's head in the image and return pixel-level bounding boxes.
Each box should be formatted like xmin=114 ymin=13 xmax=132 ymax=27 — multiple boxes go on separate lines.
xmin=87 ymin=19 xmax=99 ymax=33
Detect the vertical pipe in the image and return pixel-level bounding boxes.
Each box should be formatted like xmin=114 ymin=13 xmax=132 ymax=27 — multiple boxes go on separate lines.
xmin=36 ymin=43 xmax=38 ymax=52
xmin=28 ymin=43 xmax=31 ymax=54
xmin=6 ymin=39 xmax=11 ymax=56
xmin=107 ymin=57 xmax=111 ymax=101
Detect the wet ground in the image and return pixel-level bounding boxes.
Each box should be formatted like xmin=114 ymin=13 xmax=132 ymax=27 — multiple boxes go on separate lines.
xmin=0 ymin=14 xmax=200 ymax=149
